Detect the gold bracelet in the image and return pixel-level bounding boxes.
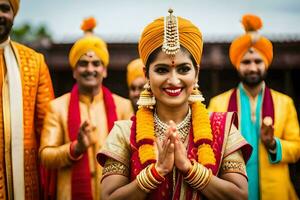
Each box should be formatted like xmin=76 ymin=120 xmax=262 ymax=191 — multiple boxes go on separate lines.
xmin=193 ymin=166 xmax=208 ymax=188
xmin=190 ymin=163 xmax=206 ymax=187
xmin=140 ymin=167 xmax=157 ymax=190
xmin=147 ymin=165 xmax=162 ymax=185
xmin=188 ymin=162 xmax=204 ymax=184
xmin=199 ymin=169 xmax=213 ymax=190
xmin=136 ymin=172 xmax=150 ymax=193
xmin=185 ymin=159 xmax=197 ymax=180
xmin=191 ymin=164 xmax=206 ymax=187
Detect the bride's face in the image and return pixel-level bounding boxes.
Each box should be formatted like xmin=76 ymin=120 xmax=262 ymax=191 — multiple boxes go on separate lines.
xmin=148 ymin=49 xmax=199 ymax=109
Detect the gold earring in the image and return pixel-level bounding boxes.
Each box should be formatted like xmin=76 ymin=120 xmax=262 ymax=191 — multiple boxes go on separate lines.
xmin=188 ymin=83 xmax=205 ymax=103
xmin=137 ymin=82 xmax=156 ymax=109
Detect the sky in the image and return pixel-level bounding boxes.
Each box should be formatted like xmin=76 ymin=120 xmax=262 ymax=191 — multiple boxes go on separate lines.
xmin=14 ymin=0 xmax=300 ymax=43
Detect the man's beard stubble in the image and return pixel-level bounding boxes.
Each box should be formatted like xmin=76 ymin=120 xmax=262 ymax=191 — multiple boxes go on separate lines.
xmin=0 ymin=17 xmax=13 ymax=42
xmin=238 ymin=71 xmax=266 ymax=88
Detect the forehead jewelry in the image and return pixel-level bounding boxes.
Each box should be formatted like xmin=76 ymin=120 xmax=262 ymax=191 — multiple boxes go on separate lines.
xmin=162 ymin=8 xmax=180 ymax=56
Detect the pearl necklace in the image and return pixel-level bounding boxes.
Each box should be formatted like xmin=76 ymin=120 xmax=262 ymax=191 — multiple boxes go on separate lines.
xmin=154 ymin=108 xmax=191 ymax=142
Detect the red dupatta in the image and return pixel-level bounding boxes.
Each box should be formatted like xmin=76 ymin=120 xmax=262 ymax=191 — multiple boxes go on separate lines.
xmin=228 ymin=86 xmax=275 ymax=128
xmin=68 ymin=84 xmax=117 ymax=200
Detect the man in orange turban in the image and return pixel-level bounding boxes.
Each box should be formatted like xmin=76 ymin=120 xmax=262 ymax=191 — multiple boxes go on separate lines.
xmin=39 ymin=17 xmax=133 ymax=200
xmin=0 ymin=0 xmax=54 ymax=199
xmin=126 ymin=58 xmax=146 ymax=112
xmin=209 ymin=14 xmax=300 ymax=200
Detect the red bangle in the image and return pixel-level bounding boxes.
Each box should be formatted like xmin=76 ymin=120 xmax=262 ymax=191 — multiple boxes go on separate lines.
xmin=69 ymin=141 xmax=83 ymax=161
xmin=151 ymin=164 xmax=165 ymax=182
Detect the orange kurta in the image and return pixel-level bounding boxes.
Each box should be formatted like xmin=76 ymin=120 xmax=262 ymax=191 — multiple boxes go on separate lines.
xmin=0 ymin=41 xmax=54 ymax=199
xmin=39 ymin=90 xmax=133 ymax=200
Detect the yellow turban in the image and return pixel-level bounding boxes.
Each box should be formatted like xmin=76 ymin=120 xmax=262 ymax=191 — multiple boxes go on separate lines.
xmin=229 ymin=14 xmax=273 ymax=69
xmin=69 ymin=35 xmax=109 ymax=68
xmin=126 ymin=58 xmax=145 ymax=86
xmin=9 ymin=0 xmax=20 ymax=16
xmin=138 ymin=16 xmax=203 ymax=66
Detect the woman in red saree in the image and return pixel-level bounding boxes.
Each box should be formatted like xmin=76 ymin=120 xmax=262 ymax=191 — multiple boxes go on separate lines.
xmin=97 ymin=9 xmax=252 ymax=200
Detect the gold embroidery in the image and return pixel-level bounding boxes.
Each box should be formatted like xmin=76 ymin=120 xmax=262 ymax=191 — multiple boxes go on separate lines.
xmin=221 ymin=160 xmax=246 ymax=175
xmin=102 ymin=159 xmax=129 ymax=181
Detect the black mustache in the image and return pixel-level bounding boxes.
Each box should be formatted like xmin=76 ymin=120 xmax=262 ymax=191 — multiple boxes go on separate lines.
xmin=245 ymin=72 xmax=260 ymax=76
xmin=81 ymin=71 xmax=98 ymax=78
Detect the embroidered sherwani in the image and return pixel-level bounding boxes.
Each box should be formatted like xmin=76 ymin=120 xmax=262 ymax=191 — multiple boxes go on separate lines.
xmin=208 ymin=84 xmax=300 ymax=200
xmin=0 ymin=41 xmax=54 ymax=199
xmin=39 ymin=90 xmax=133 ymax=200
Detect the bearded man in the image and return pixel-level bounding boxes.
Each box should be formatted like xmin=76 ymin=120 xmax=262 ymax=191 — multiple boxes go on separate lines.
xmin=0 ymin=0 xmax=54 ymax=199
xmin=208 ymin=14 xmax=300 ymax=200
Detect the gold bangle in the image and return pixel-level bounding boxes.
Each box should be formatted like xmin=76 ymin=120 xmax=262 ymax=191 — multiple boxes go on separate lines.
xmin=189 ymin=163 xmax=204 ymax=184
xmin=140 ymin=168 xmax=157 ymax=190
xmin=193 ymin=167 xmax=208 ymax=188
xmin=147 ymin=165 xmax=162 ymax=185
xmin=199 ymin=169 xmax=213 ymax=191
xmin=185 ymin=159 xmax=197 ymax=180
xmin=136 ymin=172 xmax=150 ymax=193
xmin=190 ymin=163 xmax=206 ymax=187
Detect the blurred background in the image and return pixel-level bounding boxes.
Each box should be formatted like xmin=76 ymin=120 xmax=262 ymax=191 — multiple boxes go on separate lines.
xmin=13 ymin=0 xmax=300 ymax=195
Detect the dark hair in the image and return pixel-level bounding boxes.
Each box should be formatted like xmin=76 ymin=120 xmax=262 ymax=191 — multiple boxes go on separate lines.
xmin=145 ymin=47 xmax=198 ymax=77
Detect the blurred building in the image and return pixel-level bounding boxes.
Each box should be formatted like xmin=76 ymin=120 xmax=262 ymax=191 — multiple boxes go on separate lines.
xmin=37 ymin=39 xmax=300 ymax=107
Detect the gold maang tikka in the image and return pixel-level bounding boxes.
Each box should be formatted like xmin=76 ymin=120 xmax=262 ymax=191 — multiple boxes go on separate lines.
xmin=162 ymin=9 xmax=180 ymax=56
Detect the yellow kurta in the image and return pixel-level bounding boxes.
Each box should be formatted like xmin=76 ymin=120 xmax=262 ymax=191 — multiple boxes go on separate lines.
xmin=208 ymin=88 xmax=300 ymax=200
xmin=39 ymin=89 xmax=133 ymax=200
xmin=0 ymin=41 xmax=54 ymax=199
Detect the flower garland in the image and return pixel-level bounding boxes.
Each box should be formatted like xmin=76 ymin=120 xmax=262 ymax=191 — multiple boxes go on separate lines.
xmin=136 ymin=101 xmax=216 ymax=167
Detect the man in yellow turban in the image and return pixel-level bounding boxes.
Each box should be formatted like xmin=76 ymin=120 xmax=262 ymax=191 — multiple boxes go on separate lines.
xmin=208 ymin=14 xmax=300 ymax=200
xmin=126 ymin=58 xmax=146 ymax=112
xmin=39 ymin=17 xmax=133 ymax=200
xmin=0 ymin=0 xmax=54 ymax=199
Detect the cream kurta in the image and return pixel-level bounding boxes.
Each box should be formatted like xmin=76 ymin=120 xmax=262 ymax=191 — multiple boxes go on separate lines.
xmin=39 ymin=89 xmax=133 ymax=200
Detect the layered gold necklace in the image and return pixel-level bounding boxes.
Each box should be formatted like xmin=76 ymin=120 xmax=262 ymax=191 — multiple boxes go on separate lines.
xmin=154 ymin=108 xmax=191 ymax=142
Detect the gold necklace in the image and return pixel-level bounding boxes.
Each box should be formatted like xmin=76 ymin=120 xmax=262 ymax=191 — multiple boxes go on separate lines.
xmin=154 ymin=108 xmax=191 ymax=142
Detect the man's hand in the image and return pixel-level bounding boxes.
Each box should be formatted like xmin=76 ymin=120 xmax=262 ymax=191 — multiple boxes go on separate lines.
xmin=261 ymin=117 xmax=276 ymax=150
xmin=74 ymin=120 xmax=97 ymax=156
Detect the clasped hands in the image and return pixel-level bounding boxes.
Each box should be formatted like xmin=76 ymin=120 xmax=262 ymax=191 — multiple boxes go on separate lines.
xmin=155 ymin=120 xmax=192 ymax=176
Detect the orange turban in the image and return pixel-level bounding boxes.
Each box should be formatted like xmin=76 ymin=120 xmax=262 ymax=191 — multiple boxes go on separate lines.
xmin=229 ymin=14 xmax=273 ymax=69
xmin=126 ymin=58 xmax=145 ymax=86
xmin=9 ymin=0 xmax=20 ymax=16
xmin=138 ymin=16 xmax=203 ymax=65
xmin=69 ymin=18 xmax=109 ymax=68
